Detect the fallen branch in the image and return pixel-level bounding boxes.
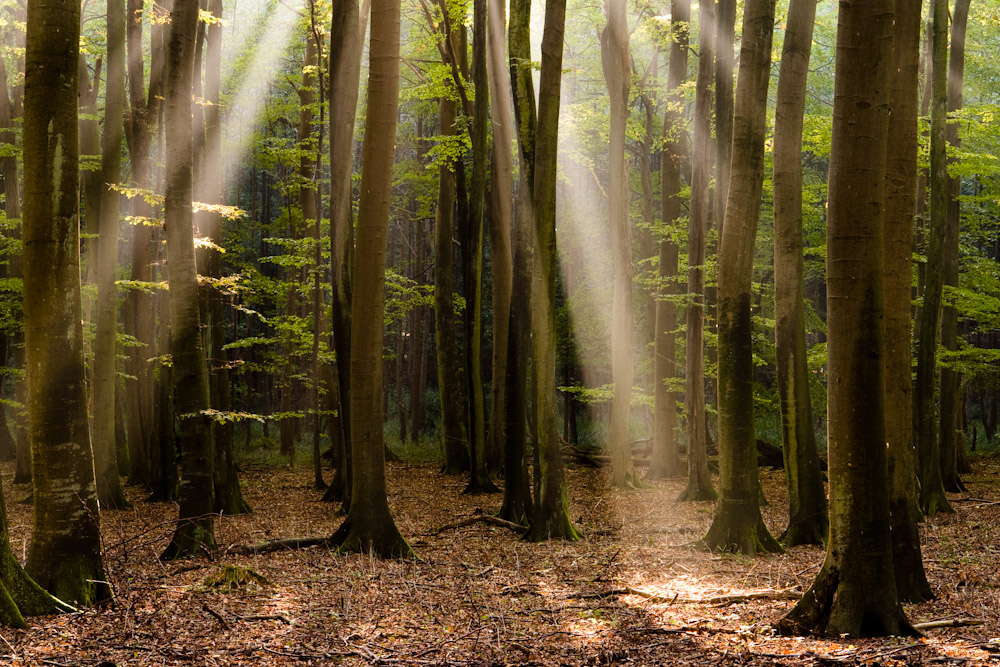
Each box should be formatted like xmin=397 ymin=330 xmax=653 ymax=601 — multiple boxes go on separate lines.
xmin=573 ymin=585 xmax=801 ymax=605
xmin=913 ymin=618 xmax=983 ymax=630
xmin=237 ymin=614 xmax=293 ymax=625
xmin=631 ymin=624 xmax=741 ymax=636
xmin=433 ymin=515 xmax=526 ymax=535
xmin=228 ymin=536 xmax=332 ymax=556
xmin=202 ymin=604 xmax=230 ymax=630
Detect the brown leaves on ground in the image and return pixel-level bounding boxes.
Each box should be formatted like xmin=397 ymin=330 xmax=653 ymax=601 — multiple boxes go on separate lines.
xmin=2 ymin=456 xmax=1000 ymax=666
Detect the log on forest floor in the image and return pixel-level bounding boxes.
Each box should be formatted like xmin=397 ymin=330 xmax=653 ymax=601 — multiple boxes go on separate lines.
xmin=432 ymin=514 xmax=527 ymax=535
xmin=573 ymin=585 xmax=803 ymax=605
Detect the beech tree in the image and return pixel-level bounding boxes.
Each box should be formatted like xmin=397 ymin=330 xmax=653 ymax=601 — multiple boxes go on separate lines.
xmin=703 ymin=0 xmax=782 ymax=556
xmin=328 ymin=0 xmax=412 ymax=557
xmin=160 ymin=0 xmax=217 ymax=560
xmin=777 ymin=0 xmax=918 ymax=635
xmin=22 ymin=0 xmax=110 ymax=604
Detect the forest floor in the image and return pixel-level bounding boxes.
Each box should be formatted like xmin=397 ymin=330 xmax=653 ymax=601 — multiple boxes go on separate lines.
xmin=3 ymin=452 xmax=1000 ymax=666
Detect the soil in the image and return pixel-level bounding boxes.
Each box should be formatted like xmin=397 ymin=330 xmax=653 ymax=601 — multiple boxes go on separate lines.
xmin=3 ymin=455 xmax=1000 ymax=666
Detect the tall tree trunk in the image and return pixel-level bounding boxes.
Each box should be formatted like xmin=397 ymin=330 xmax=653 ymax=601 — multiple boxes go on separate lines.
xmin=204 ymin=0 xmax=251 ymax=514
xmin=323 ymin=0 xmax=365 ymax=508
xmin=884 ymin=0 xmax=933 ymax=603
xmin=435 ymin=89 xmax=470 ymax=475
xmin=772 ymin=0 xmax=827 ymax=547
xmin=93 ymin=0 xmax=130 ymax=509
xmin=914 ymin=0 xmax=954 ymax=517
xmin=160 ymin=0 xmax=216 ymax=560
xmin=22 ymin=0 xmax=110 ymax=605
xmin=329 ymin=0 xmax=412 ymax=557
xmin=714 ymin=0 xmax=735 ymax=227
xmin=777 ymin=0 xmax=917 ymax=636
xmin=647 ymin=0 xmax=688 ymax=481
xmin=523 ymin=0 xmax=579 ymax=542
xmin=463 ymin=0 xmax=497 ymax=493
xmin=602 ymin=0 xmax=636 ymax=489
xmin=702 ymin=0 xmax=782 ymax=555
xmin=677 ymin=0 xmax=717 ymax=502
xmin=939 ymin=0 xmax=971 ymax=494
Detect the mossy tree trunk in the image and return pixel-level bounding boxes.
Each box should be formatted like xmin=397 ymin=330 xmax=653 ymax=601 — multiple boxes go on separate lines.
xmin=602 ymin=0 xmax=637 ymax=490
xmin=677 ymin=0 xmax=717 ymax=503
xmin=22 ymin=0 xmax=111 ymax=605
xmin=776 ymin=0 xmax=918 ymax=636
xmin=329 ymin=0 xmax=412 ymax=558
xmin=703 ymin=0 xmax=782 ymax=556
xmin=647 ymin=0 xmax=689 ymax=481
xmin=523 ymin=0 xmax=579 ymax=543
xmin=913 ymin=0 xmax=954 ymax=518
xmin=160 ymin=0 xmax=216 ymax=560
xmin=772 ymin=0 xmax=827 ymax=547
xmin=884 ymin=0 xmax=932 ymax=603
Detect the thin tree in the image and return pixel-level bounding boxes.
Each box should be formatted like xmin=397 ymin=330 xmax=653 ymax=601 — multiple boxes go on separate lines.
xmin=914 ymin=0 xmax=954 ymax=517
xmin=647 ymin=0 xmax=689 ymax=481
xmin=776 ymin=0 xmax=918 ymax=635
xmin=772 ymin=0 xmax=827 ymax=546
xmin=328 ymin=0 xmax=412 ymax=557
xmin=884 ymin=0 xmax=932 ymax=603
xmin=92 ymin=0 xmax=130 ymax=509
xmin=702 ymin=0 xmax=782 ymax=555
xmin=602 ymin=0 xmax=637 ymax=490
xmin=677 ymin=0 xmax=717 ymax=502
xmin=160 ymin=0 xmax=216 ymax=560
xmin=939 ymin=0 xmax=971 ymax=494
xmin=523 ymin=0 xmax=579 ymax=542
xmin=22 ymin=0 xmax=111 ymax=604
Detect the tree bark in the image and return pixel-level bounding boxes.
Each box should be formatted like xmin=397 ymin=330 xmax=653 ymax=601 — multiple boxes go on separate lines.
xmin=702 ymin=0 xmax=782 ymax=556
xmin=22 ymin=0 xmax=110 ymax=604
xmin=772 ymin=0 xmax=827 ymax=547
xmin=914 ymin=0 xmax=954 ymax=517
xmin=329 ymin=0 xmax=412 ymax=557
xmin=884 ymin=0 xmax=933 ymax=603
xmin=602 ymin=0 xmax=637 ymax=490
xmin=160 ymin=0 xmax=216 ymax=560
xmin=647 ymin=0 xmax=689 ymax=481
xmin=677 ymin=0 xmax=717 ymax=503
xmin=776 ymin=0 xmax=917 ymax=636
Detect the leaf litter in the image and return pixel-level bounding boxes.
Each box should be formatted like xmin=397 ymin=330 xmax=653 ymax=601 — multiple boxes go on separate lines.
xmin=1 ymin=456 xmax=999 ymax=665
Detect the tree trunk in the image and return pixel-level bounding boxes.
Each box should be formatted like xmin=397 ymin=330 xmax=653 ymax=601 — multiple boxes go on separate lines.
xmin=523 ymin=0 xmax=579 ymax=542
xmin=883 ymin=0 xmax=933 ymax=602
xmin=463 ymin=0 xmax=497 ymax=494
xmin=776 ymin=0 xmax=917 ymax=635
xmin=772 ymin=0 xmax=827 ymax=547
xmin=702 ymin=0 xmax=781 ymax=555
xmin=647 ymin=0 xmax=688 ymax=481
xmin=323 ymin=0 xmax=365 ymax=509
xmin=914 ymin=0 xmax=954 ymax=517
xmin=160 ymin=0 xmax=216 ymax=560
xmin=939 ymin=0 xmax=971 ymax=495
xmin=602 ymin=0 xmax=637 ymax=490
xmin=328 ymin=0 xmax=412 ymax=558
xmin=93 ymin=0 xmax=130 ymax=510
xmin=677 ymin=0 xmax=717 ymax=503
xmin=714 ymin=0 xmax=735 ymax=227
xmin=22 ymin=0 xmax=110 ymax=604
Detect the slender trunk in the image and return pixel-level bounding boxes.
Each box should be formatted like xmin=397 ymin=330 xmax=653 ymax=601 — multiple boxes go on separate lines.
xmin=884 ymin=0 xmax=932 ymax=602
xmin=647 ymin=0 xmax=688 ymax=481
xmin=329 ymin=0 xmax=412 ymax=557
xmin=677 ymin=0 xmax=717 ymax=502
xmin=939 ymin=0 xmax=971 ymax=494
xmin=602 ymin=0 xmax=636 ymax=489
xmin=914 ymin=0 xmax=954 ymax=517
xmin=772 ymin=0 xmax=826 ymax=546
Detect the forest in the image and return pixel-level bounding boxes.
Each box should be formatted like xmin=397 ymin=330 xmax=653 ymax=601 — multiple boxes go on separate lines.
xmin=0 ymin=0 xmax=998 ymax=660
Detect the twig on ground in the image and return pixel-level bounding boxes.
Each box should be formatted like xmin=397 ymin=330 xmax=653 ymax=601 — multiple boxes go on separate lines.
xmin=202 ymin=604 xmax=230 ymax=630
xmin=572 ymin=585 xmax=801 ymax=605
xmin=228 ymin=536 xmax=332 ymax=555
xmin=913 ymin=619 xmax=983 ymax=630
xmin=433 ymin=515 xmax=526 ymax=535
xmin=237 ymin=614 xmax=294 ymax=625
